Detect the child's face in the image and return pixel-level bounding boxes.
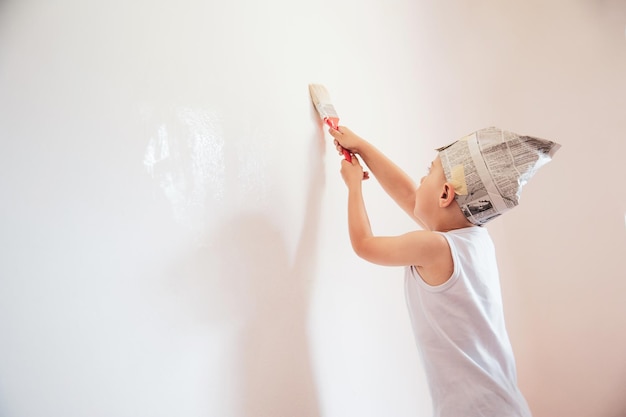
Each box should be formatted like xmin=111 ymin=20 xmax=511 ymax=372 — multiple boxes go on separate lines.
xmin=413 ymin=156 xmax=447 ymax=227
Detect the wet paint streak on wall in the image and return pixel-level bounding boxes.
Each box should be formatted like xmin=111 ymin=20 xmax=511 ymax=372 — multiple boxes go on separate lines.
xmin=143 ymin=106 xmax=225 ymax=232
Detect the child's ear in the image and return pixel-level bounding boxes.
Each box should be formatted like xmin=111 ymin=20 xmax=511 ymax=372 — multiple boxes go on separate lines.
xmin=439 ymin=183 xmax=456 ymax=208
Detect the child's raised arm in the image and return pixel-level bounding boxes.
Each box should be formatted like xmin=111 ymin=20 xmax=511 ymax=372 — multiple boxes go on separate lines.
xmin=329 ymin=126 xmax=426 ymax=229
xmin=338 ymin=151 xmax=452 ymax=285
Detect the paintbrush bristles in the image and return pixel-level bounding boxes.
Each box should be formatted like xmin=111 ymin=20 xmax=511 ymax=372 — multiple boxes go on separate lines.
xmin=309 ymin=84 xmax=339 ymax=120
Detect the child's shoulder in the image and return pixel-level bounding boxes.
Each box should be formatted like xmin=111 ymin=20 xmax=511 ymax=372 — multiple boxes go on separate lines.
xmin=437 ymin=226 xmax=493 ymax=255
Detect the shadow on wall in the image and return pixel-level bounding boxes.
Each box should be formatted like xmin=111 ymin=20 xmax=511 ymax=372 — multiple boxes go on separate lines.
xmin=211 ymin=127 xmax=326 ymax=417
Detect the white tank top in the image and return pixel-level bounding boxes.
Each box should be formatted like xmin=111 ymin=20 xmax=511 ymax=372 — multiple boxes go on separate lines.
xmin=404 ymin=226 xmax=532 ymax=417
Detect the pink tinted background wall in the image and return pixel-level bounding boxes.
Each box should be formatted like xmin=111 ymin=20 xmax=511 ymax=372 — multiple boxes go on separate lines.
xmin=0 ymin=1 xmax=624 ymax=416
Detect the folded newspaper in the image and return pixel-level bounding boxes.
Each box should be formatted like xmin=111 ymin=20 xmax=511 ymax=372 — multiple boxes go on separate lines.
xmin=437 ymin=127 xmax=561 ymax=225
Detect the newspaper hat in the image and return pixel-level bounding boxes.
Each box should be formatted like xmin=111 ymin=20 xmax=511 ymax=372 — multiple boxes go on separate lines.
xmin=437 ymin=127 xmax=561 ymax=225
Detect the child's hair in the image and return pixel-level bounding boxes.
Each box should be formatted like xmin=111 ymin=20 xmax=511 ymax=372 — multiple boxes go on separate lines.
xmin=437 ymin=127 xmax=561 ymax=225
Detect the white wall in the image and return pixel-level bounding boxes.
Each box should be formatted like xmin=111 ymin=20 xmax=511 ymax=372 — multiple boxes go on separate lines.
xmin=0 ymin=1 xmax=624 ymax=417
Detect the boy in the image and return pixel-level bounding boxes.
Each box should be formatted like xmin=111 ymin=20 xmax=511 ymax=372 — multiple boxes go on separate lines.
xmin=329 ymin=126 xmax=560 ymax=417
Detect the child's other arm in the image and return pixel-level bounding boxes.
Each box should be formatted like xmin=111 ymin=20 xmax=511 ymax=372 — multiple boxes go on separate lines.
xmin=329 ymin=126 xmax=424 ymax=228
xmin=340 ymin=155 xmax=452 ymax=285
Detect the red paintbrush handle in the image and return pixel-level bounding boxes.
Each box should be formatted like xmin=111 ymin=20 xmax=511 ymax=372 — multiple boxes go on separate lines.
xmin=324 ymin=117 xmax=352 ymax=162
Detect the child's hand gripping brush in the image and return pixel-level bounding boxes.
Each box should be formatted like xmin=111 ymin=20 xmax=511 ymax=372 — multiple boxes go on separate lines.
xmin=308 ymin=84 xmax=369 ymax=179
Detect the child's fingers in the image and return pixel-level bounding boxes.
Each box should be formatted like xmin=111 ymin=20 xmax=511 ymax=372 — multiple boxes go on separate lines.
xmin=328 ymin=127 xmax=342 ymax=137
xmin=331 ymin=134 xmax=347 ymax=156
xmin=349 ymin=155 xmax=369 ymax=179
xmin=335 ymin=143 xmax=349 ymax=158
xmin=340 ymin=157 xmax=357 ymax=172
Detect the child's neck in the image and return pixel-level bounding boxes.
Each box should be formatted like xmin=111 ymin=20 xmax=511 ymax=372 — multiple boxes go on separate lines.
xmin=429 ymin=209 xmax=475 ymax=232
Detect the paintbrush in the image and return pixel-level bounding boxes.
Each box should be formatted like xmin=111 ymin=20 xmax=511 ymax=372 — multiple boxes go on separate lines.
xmin=308 ymin=84 xmax=352 ymax=162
